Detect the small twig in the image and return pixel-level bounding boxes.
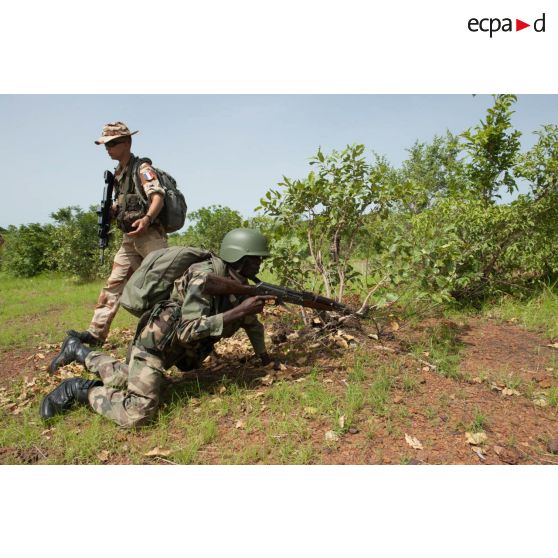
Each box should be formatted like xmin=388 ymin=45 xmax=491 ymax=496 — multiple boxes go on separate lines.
xmin=356 ymin=275 xmax=391 ymax=315
xmin=371 ymin=344 xmax=437 ymax=370
xmin=34 ymin=445 xmax=47 ymax=460
xmin=299 ymin=306 xmax=309 ymax=326
xmin=414 ymin=357 xmax=438 ymax=371
xmin=154 ymin=456 xmax=178 ymax=465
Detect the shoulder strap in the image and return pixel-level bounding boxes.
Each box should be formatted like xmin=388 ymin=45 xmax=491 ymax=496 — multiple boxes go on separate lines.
xmin=131 ymin=156 xmax=152 ymax=205
xmin=117 ymin=154 xmax=137 ymax=196
xmin=209 ymin=254 xmax=227 ymax=277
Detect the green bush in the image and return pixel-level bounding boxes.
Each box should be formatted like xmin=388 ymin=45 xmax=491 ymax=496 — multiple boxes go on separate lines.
xmin=45 ymin=206 xmax=120 ymax=281
xmin=1 ymin=223 xmax=56 ymax=277
xmin=170 ymin=205 xmax=245 ymax=252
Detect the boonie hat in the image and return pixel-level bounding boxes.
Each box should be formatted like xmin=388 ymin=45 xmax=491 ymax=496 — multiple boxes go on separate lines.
xmin=95 ymin=121 xmax=138 ymax=145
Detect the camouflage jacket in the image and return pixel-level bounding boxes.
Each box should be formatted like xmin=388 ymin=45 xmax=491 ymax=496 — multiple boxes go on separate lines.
xmin=138 ymin=258 xmax=266 ymax=370
xmin=114 ymin=153 xmax=164 ymax=200
xmin=114 ymin=154 xmax=165 ymax=233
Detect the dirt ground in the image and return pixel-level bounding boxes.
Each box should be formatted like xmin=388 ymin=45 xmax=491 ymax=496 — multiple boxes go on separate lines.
xmin=2 ymin=316 xmax=558 ymax=464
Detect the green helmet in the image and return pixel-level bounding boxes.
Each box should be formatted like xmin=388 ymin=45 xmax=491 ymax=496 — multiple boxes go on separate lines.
xmin=219 ymin=228 xmax=270 ymax=263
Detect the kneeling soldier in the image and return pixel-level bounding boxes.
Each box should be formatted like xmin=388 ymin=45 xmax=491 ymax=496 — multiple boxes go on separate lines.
xmin=41 ymin=229 xmax=273 ymax=428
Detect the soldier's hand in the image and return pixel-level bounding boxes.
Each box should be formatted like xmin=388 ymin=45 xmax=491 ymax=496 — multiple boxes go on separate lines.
xmin=127 ymin=215 xmax=150 ymax=237
xmin=237 ymin=295 xmax=275 ymax=316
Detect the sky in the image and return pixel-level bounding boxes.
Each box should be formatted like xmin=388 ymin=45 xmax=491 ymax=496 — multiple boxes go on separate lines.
xmin=1 ymin=94 xmax=557 ymax=230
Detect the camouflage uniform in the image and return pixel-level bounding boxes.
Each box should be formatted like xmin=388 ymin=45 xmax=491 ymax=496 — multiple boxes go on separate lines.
xmin=86 ymin=258 xmax=266 ymax=428
xmin=88 ymin=155 xmax=168 ymax=342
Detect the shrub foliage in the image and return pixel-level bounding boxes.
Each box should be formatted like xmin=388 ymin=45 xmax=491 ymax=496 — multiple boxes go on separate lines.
xmin=3 ymin=95 xmax=558 ymax=307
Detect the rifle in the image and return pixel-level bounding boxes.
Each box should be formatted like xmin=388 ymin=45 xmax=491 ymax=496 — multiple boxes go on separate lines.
xmin=96 ymin=170 xmax=115 ymax=264
xmin=202 ymin=274 xmax=364 ymax=317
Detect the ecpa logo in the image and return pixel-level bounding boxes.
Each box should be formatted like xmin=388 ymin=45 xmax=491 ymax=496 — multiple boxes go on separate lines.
xmin=468 ymin=13 xmax=546 ymax=37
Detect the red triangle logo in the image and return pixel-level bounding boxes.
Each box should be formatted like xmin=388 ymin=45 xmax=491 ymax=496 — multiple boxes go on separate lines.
xmin=516 ymin=19 xmax=530 ymax=31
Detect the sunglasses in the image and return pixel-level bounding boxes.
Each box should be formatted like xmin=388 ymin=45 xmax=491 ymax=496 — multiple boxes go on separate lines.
xmin=105 ymin=138 xmax=128 ymax=148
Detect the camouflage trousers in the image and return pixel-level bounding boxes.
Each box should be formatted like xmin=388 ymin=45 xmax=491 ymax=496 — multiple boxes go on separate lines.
xmin=86 ymin=346 xmax=165 ymax=428
xmin=88 ymin=227 xmax=167 ymax=342
xmin=85 ymin=297 xmax=215 ymax=428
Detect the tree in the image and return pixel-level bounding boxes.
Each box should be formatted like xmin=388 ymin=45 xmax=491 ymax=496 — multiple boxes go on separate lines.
xmin=461 ymin=94 xmax=522 ymax=204
xmin=1 ymin=223 xmax=55 ymax=277
xmin=46 ymin=206 xmax=120 ymax=281
xmin=259 ymin=144 xmax=396 ymax=300
xmin=516 ymin=124 xmax=558 ymax=199
xmin=174 ymin=205 xmax=244 ymax=252
xmin=397 ymin=132 xmax=465 ymax=213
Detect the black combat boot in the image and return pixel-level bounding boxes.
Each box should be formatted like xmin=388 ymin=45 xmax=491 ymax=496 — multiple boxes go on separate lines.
xmin=40 ymin=378 xmax=102 ymax=420
xmin=66 ymin=329 xmax=104 ymax=347
xmin=49 ymin=336 xmax=94 ymax=374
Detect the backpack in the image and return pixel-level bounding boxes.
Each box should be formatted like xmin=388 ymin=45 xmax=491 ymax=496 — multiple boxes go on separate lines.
xmin=121 ymin=246 xmax=221 ymax=317
xmin=131 ymin=157 xmax=188 ymax=233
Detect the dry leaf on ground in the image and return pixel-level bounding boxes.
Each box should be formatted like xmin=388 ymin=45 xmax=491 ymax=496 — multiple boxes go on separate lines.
xmin=339 ymin=415 xmax=346 ymax=429
xmin=502 ymin=388 xmax=520 ymax=396
xmin=465 ymin=432 xmax=487 ymax=445
xmin=235 ymin=420 xmax=245 ymax=429
xmin=259 ymin=374 xmax=274 ymax=385
xmin=334 ymin=337 xmax=349 ymax=349
xmin=325 ymin=430 xmax=339 ymax=442
xmin=404 ymin=433 xmax=423 ymax=450
xmin=493 ymin=445 xmax=520 ymax=464
xmin=144 ymin=447 xmax=171 ymax=457
xmin=97 ymin=450 xmax=110 ymax=462
xmin=533 ymin=398 xmax=548 ymax=407
xmin=471 ymin=446 xmax=486 ymax=461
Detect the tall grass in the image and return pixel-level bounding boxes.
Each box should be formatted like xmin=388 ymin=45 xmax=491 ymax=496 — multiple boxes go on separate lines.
xmin=488 ymin=283 xmax=558 ymax=339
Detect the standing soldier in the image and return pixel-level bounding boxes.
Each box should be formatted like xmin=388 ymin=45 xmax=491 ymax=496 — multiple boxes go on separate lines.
xmin=68 ymin=121 xmax=168 ymax=346
xmin=42 ymin=229 xmax=273 ymax=427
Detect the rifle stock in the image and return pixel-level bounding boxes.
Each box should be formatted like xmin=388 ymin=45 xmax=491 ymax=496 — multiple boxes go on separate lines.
xmin=203 ymin=274 xmax=359 ymax=316
xmin=97 ymin=170 xmax=115 ymax=264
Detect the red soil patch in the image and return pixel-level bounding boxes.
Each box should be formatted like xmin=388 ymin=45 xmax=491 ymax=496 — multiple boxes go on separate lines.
xmin=0 ymin=348 xmax=58 ymax=386
xmin=2 ymin=317 xmax=558 ymax=464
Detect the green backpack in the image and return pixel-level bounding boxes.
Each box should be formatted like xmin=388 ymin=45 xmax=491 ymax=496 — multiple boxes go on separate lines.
xmin=121 ymin=246 xmax=217 ymax=317
xmin=131 ymin=157 xmax=188 ymax=233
